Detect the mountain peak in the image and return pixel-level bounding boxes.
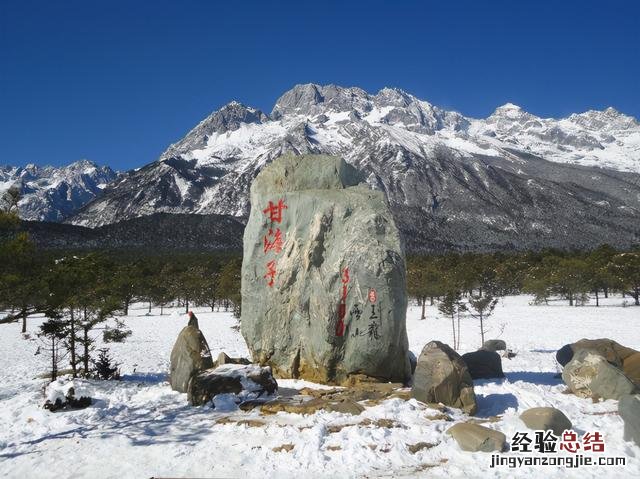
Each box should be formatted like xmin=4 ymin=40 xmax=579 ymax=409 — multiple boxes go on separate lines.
xmin=213 ymin=101 xmax=268 ymax=128
xmin=568 ymin=106 xmax=639 ymax=131
xmin=160 ymin=101 xmax=269 ymax=160
xmin=271 ymin=83 xmax=372 ymax=119
xmin=66 ymin=159 xmax=98 ymax=170
xmin=220 ymin=100 xmax=258 ymax=113
xmin=495 ymin=102 xmax=523 ymax=112
xmin=487 ymin=103 xmax=537 ymax=123
xmin=374 ymin=87 xmax=418 ymax=108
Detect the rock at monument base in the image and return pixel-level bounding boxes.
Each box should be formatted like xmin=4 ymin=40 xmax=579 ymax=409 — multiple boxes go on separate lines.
xmin=519 ymin=407 xmax=572 ymax=436
xmin=187 ymin=364 xmax=278 ymax=407
xmin=447 ymin=423 xmax=506 ymax=452
xmin=240 ymin=154 xmax=411 ymax=385
xmin=619 ymin=394 xmax=640 ymax=447
xmin=562 ymin=349 xmax=637 ymax=400
xmin=462 ymin=350 xmax=505 ymax=380
xmin=481 ymin=339 xmax=506 ymax=352
xmin=169 ymin=312 xmax=214 ymax=393
xmin=411 ymin=341 xmax=477 ymax=415
xmin=214 ymin=352 xmax=251 ymax=368
xmin=44 ymin=380 xmax=93 ymax=412
xmin=556 ymin=338 xmax=637 ymax=369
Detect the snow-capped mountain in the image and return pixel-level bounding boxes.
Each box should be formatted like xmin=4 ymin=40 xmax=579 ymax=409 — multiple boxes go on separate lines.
xmin=0 ymin=160 xmax=117 ymax=222
xmin=67 ymin=84 xmax=640 ymax=251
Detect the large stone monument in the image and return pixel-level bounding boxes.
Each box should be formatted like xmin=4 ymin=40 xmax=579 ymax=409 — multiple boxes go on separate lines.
xmin=241 ymin=154 xmax=411 ymax=385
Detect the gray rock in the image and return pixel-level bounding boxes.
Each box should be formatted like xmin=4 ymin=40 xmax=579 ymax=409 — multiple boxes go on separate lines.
xmin=169 ymin=312 xmax=214 ymax=393
xmin=519 ymin=407 xmax=572 ymax=435
xmin=214 ymin=352 xmax=251 ymax=368
xmin=447 ymin=423 xmax=506 ymax=452
xmin=412 ymin=341 xmax=477 ymax=415
xmin=557 ymin=338 xmax=637 ymax=369
xmin=462 ymin=350 xmax=505 ymax=379
xmin=562 ymin=349 xmax=637 ymax=400
xmin=482 ymin=339 xmax=506 ymax=352
xmin=188 ymin=364 xmax=278 ymax=407
xmin=240 ymin=154 xmax=411 ymax=385
xmin=619 ymin=394 xmax=640 ymax=446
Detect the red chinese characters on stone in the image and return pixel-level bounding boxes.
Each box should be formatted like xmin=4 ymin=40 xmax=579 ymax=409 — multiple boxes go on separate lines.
xmin=262 ymin=199 xmax=288 ymax=288
xmin=262 ymin=199 xmax=288 ymax=224
xmin=336 ymin=267 xmax=350 ymax=336
xmin=263 ymin=228 xmax=284 ymax=254
xmin=264 ymin=260 xmax=277 ymax=287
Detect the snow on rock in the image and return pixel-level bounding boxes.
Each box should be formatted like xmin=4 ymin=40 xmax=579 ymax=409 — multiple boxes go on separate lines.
xmin=45 ymin=378 xmax=93 ymax=405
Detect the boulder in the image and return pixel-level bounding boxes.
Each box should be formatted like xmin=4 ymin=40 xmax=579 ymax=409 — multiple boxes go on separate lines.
xmin=214 ymin=352 xmax=251 ymax=368
xmin=44 ymin=383 xmax=92 ymax=412
xmin=411 ymin=341 xmax=477 ymax=415
xmin=169 ymin=312 xmax=214 ymax=393
xmin=556 ymin=338 xmax=637 ymax=368
xmin=482 ymin=339 xmax=506 ymax=352
xmin=447 ymin=423 xmax=506 ymax=452
xmin=622 ymin=352 xmax=640 ymax=385
xmin=619 ymin=394 xmax=640 ymax=447
xmin=462 ymin=350 xmax=505 ymax=380
xmin=562 ymin=349 xmax=637 ymax=400
xmin=188 ymin=364 xmax=278 ymax=407
xmin=240 ymin=154 xmax=411 ymax=385
xmin=519 ymin=407 xmax=572 ymax=435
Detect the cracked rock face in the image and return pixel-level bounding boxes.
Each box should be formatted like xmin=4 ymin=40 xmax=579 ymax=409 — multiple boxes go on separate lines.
xmin=562 ymin=349 xmax=637 ymax=400
xmin=411 ymin=341 xmax=477 ymax=415
xmin=240 ymin=154 xmax=411 ymax=385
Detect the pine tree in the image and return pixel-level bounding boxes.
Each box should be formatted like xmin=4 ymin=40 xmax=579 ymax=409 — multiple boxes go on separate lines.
xmin=467 ymin=294 xmax=499 ymax=346
xmin=37 ymin=314 xmax=68 ymax=382
xmin=610 ymin=252 xmax=640 ymax=306
xmin=92 ymin=348 xmax=121 ymax=380
xmin=217 ymin=258 xmax=242 ymax=318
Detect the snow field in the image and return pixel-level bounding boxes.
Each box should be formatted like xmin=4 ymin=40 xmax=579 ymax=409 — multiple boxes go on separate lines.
xmin=1 ymin=295 xmax=639 ymax=478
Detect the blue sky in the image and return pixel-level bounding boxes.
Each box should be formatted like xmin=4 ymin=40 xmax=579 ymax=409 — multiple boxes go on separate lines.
xmin=1 ymin=0 xmax=638 ymax=171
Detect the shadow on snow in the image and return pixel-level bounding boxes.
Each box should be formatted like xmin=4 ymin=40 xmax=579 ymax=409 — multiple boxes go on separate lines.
xmin=506 ymin=371 xmax=563 ymax=386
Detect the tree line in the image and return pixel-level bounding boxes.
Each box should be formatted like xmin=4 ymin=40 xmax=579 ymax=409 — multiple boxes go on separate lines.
xmin=408 ymin=245 xmax=640 ymax=315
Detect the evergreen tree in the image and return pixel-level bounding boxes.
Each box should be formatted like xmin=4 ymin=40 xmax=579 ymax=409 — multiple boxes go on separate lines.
xmin=217 ymin=259 xmax=242 ymax=317
xmin=407 ymin=256 xmax=445 ymax=319
xmin=467 ymin=294 xmax=499 ymax=346
xmin=37 ymin=314 xmax=68 ymax=382
xmin=438 ymin=291 xmax=465 ymax=350
xmin=610 ymin=252 xmax=640 ymax=306
xmin=0 ymin=232 xmax=49 ymax=333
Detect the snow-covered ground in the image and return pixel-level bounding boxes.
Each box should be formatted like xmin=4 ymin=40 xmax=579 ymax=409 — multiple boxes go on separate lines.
xmin=1 ymin=295 xmax=639 ymax=478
